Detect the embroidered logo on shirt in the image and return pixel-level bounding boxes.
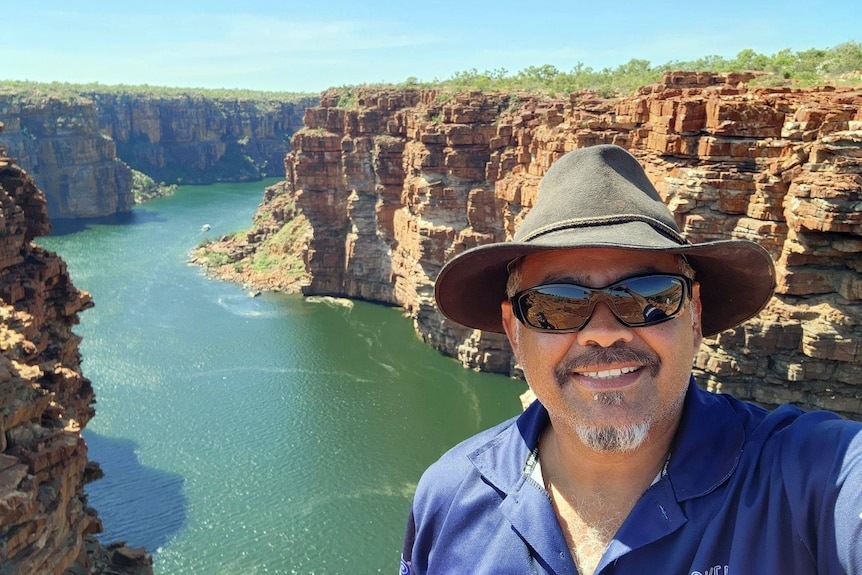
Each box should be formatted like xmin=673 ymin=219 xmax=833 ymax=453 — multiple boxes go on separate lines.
xmin=691 ymin=566 xmax=728 ymax=575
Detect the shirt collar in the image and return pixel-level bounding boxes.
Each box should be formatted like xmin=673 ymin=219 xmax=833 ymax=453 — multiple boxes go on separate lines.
xmin=466 ymin=399 xmax=547 ymax=494
xmin=467 ymin=377 xmax=745 ymax=501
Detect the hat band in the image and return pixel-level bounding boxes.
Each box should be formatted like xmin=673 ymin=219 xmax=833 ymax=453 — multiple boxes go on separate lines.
xmin=517 ymin=215 xmax=689 ymax=245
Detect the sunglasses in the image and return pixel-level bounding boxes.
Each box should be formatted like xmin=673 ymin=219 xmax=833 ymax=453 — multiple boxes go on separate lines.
xmin=510 ymin=273 xmax=692 ymax=332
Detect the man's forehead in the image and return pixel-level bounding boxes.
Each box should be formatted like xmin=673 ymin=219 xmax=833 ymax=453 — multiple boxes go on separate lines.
xmin=518 ymin=247 xmax=680 ymax=267
xmin=519 ymin=248 xmax=680 ymax=285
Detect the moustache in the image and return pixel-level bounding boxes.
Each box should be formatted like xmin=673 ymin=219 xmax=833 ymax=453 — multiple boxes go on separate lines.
xmin=554 ymin=344 xmax=661 ymax=381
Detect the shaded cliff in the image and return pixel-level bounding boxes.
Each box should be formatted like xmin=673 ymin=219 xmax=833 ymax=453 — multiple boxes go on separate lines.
xmin=0 ymin=89 xmax=317 ymax=219
xmin=92 ymin=93 xmax=315 ymax=185
xmin=0 ymin=126 xmax=152 ymax=574
xmin=202 ymin=74 xmax=862 ymax=419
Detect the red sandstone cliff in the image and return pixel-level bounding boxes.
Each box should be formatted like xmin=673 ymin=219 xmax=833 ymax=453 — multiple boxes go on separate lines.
xmin=206 ymin=74 xmax=862 ymax=419
xmin=0 ymin=124 xmax=152 ymax=574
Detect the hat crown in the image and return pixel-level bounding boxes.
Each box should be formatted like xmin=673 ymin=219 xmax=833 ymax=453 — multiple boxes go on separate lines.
xmin=514 ymin=145 xmax=685 ymax=244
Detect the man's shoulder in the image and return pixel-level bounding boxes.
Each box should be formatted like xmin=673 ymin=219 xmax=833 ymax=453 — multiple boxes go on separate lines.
xmin=723 ymin=392 xmax=861 ymax=441
xmin=696 ymin=386 xmax=857 ymax=435
xmin=715 ymin=391 xmax=862 ymax=468
xmin=675 ymin=386 xmax=860 ymax=491
xmin=761 ymin=403 xmax=862 ymax=454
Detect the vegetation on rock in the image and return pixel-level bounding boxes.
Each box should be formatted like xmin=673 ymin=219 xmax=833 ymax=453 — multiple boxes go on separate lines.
xmin=332 ymin=41 xmax=862 ymax=103
xmin=0 ymin=80 xmax=315 ymax=102
xmin=191 ymin=181 xmax=311 ymax=292
xmin=131 ymin=169 xmax=177 ymax=203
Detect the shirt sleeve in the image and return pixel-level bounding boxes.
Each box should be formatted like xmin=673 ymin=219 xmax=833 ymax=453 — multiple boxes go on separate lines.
xmin=782 ymin=413 xmax=862 ymax=573
xmin=835 ymin=426 xmax=862 ymax=573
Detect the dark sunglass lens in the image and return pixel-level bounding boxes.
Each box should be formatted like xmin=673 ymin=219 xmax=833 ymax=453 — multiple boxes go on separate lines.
xmin=521 ymin=286 xmax=590 ymax=330
xmin=614 ymin=275 xmax=686 ymax=324
xmin=516 ymin=276 xmax=688 ymax=331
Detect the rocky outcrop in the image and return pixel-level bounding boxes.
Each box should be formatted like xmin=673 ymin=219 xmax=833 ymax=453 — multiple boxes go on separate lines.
xmin=190 ymin=179 xmax=312 ymax=292
xmin=0 ymin=90 xmax=316 ymax=219
xmin=0 ymin=127 xmax=152 ymax=574
xmin=222 ymin=74 xmax=862 ymax=419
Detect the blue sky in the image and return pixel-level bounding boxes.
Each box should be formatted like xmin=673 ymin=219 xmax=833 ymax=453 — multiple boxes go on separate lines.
xmin=2 ymin=0 xmax=859 ymax=93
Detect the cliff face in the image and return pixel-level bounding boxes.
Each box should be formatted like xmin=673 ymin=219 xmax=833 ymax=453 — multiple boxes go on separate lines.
xmin=92 ymin=94 xmax=315 ymax=184
xmin=239 ymin=75 xmax=862 ymax=419
xmin=0 ymin=91 xmax=316 ymax=219
xmin=0 ymin=128 xmax=151 ymax=574
xmin=0 ymin=96 xmax=134 ymax=220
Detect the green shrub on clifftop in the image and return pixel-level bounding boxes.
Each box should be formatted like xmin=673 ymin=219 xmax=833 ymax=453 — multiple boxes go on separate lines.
xmin=419 ymin=41 xmax=862 ymax=96
xmin=0 ymin=80 xmax=314 ymax=102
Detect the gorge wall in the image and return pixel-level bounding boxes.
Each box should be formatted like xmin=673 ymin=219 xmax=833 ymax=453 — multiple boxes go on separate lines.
xmin=0 ymin=90 xmax=316 ymax=219
xmin=0 ymin=126 xmax=151 ymax=574
xmin=225 ymin=73 xmax=862 ymax=419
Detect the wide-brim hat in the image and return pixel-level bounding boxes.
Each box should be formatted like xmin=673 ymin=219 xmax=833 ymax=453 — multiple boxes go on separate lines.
xmin=435 ymin=144 xmax=776 ymax=337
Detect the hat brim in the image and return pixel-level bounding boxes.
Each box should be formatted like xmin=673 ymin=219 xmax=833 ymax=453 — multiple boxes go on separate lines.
xmin=434 ymin=221 xmax=776 ymax=338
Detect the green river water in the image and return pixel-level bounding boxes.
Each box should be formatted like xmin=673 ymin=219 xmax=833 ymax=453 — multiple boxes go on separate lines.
xmin=36 ymin=179 xmax=525 ymax=574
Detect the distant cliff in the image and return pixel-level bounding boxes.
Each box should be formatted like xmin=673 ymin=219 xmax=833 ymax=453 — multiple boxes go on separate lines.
xmin=0 ymin=95 xmax=134 ymax=219
xmin=202 ymin=74 xmax=862 ymax=419
xmin=92 ymin=93 xmax=315 ymax=184
xmin=0 ymin=126 xmax=151 ymax=573
xmin=0 ymin=89 xmax=317 ymax=219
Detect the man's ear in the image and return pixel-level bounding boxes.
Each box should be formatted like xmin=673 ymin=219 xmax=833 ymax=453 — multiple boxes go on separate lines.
xmin=690 ymin=282 xmax=704 ymax=347
xmin=501 ymin=300 xmax=519 ymax=353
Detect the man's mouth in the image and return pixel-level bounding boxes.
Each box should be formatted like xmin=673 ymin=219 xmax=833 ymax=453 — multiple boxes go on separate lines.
xmin=555 ymin=344 xmax=661 ymax=388
xmin=576 ymin=366 xmax=640 ymax=379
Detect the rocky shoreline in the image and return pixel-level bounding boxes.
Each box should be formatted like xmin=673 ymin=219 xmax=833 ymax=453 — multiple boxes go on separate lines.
xmin=190 ymin=179 xmax=312 ymax=294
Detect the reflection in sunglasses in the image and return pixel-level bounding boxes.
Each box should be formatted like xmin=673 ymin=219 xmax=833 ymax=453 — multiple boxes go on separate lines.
xmin=512 ymin=274 xmax=691 ymax=332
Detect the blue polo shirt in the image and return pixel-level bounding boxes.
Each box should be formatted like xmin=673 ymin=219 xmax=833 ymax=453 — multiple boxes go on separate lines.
xmin=401 ymin=379 xmax=862 ymax=574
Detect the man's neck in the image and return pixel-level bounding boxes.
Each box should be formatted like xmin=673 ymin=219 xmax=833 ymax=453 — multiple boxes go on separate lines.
xmin=541 ymin=420 xmax=675 ymax=496
xmin=538 ymin=419 xmax=679 ymax=575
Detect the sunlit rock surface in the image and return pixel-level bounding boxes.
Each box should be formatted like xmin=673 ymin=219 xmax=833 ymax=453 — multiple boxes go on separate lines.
xmin=230 ymin=74 xmax=862 ymax=418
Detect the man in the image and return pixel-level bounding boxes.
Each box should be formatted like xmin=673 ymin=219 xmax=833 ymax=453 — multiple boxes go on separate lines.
xmin=400 ymin=145 xmax=862 ymax=574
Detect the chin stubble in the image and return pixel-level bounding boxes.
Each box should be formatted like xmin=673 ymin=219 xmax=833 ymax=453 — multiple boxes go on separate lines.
xmin=576 ymin=419 xmax=652 ymax=452
xmin=555 ymin=344 xmax=662 ymax=453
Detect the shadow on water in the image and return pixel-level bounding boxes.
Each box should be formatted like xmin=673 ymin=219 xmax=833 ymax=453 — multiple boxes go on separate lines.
xmin=48 ymin=210 xmax=166 ymax=236
xmin=84 ymin=430 xmax=187 ymax=552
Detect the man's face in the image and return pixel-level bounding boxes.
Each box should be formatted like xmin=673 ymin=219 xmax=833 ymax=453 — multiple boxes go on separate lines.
xmin=501 ymin=248 xmax=703 ymax=452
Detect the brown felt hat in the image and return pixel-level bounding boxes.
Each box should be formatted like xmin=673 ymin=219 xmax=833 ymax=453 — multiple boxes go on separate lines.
xmin=434 ymin=144 xmax=776 ymax=337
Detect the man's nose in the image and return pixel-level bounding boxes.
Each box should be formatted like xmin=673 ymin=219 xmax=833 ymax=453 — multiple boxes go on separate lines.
xmin=575 ymin=300 xmax=634 ymax=347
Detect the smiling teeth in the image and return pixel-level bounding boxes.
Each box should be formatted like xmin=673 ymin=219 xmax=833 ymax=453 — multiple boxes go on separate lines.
xmin=580 ymin=366 xmax=639 ymax=379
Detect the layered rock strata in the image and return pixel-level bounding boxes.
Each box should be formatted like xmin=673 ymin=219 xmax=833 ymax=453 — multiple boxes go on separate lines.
xmin=93 ymin=93 xmax=315 ymax=185
xmin=213 ymin=75 xmax=862 ymax=419
xmin=0 ymin=127 xmax=152 ymax=574
xmin=0 ymin=91 xmax=316 ymax=219
xmin=0 ymin=96 xmax=134 ymax=220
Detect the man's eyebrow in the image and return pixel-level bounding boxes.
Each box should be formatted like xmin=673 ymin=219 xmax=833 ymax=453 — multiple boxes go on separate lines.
xmin=538 ymin=272 xmax=584 ymax=285
xmin=536 ymin=266 xmax=668 ymax=286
